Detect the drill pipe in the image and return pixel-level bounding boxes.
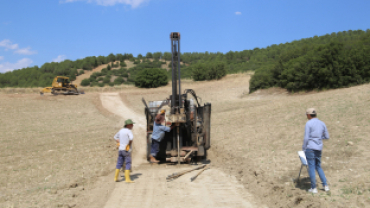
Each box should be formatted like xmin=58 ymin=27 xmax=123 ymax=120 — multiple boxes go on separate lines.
xmin=166 ymin=164 xmax=206 ymax=181
xmin=191 ymin=166 xmax=210 ymax=182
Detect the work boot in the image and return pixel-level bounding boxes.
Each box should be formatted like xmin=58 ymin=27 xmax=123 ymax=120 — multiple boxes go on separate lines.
xmin=125 ymin=170 xmax=135 ymax=183
xmin=149 ymin=155 xmax=159 ymax=163
xmin=114 ymin=169 xmax=120 ymax=182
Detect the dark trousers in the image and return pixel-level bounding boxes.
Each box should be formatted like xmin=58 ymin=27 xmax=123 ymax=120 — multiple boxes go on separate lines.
xmin=116 ymin=150 xmax=131 ymax=170
xmin=150 ymin=139 xmax=160 ymax=157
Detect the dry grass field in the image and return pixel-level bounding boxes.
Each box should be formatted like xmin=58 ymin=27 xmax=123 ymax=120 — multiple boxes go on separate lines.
xmin=1 ymin=74 xmax=370 ymax=207
xmin=0 ymin=94 xmax=121 ymax=208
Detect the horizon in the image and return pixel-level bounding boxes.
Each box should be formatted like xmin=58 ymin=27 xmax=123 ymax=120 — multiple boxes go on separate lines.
xmin=1 ymin=0 xmax=370 ymax=72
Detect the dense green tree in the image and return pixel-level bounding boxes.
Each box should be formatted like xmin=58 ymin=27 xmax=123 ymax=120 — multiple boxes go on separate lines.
xmin=146 ymin=52 xmax=153 ymax=59
xmin=135 ymin=68 xmax=168 ymax=88
xmin=114 ymin=77 xmax=125 ymax=85
xmin=153 ymin=52 xmax=162 ymax=60
xmin=108 ymin=53 xmax=116 ymax=62
xmin=163 ymin=52 xmax=171 ymax=61
xmin=120 ymin=61 xmax=127 ymax=67
xmin=81 ymin=79 xmax=90 ymax=86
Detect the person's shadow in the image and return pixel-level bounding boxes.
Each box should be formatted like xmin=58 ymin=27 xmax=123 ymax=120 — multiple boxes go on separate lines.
xmin=294 ymin=177 xmax=312 ymax=190
xmin=120 ymin=173 xmax=142 ymax=181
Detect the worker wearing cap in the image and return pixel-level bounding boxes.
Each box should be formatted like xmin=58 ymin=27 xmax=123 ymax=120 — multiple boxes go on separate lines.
xmin=113 ymin=119 xmax=135 ymax=183
xmin=149 ymin=109 xmax=174 ymax=163
xmin=303 ymin=108 xmax=330 ymax=193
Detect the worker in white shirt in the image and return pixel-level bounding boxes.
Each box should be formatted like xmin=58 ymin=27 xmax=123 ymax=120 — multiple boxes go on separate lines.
xmin=113 ymin=119 xmax=135 ymax=183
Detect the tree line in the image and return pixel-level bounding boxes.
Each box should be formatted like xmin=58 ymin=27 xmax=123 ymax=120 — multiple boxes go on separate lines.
xmin=0 ymin=53 xmax=134 ymax=88
xmin=1 ymin=29 xmax=369 ymax=89
xmin=249 ymin=29 xmax=370 ymax=92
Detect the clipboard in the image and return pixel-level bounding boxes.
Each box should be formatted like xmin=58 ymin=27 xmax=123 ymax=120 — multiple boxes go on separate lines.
xmin=297 ymin=151 xmax=308 ymax=183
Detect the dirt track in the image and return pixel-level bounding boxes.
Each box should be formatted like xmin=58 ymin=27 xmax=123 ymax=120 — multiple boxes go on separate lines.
xmin=99 ymin=93 xmax=258 ymax=208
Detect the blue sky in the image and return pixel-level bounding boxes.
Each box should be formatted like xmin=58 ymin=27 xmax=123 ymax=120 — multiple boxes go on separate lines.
xmin=0 ymin=0 xmax=369 ymax=73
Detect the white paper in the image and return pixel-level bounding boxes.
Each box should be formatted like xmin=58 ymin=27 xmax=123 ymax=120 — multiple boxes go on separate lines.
xmin=298 ymin=151 xmax=307 ymax=165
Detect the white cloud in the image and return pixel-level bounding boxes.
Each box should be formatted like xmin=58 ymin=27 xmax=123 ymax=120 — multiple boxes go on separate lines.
xmin=61 ymin=0 xmax=148 ymax=8
xmin=0 ymin=56 xmax=4 ymax=61
xmin=0 ymin=39 xmax=37 ymax=55
xmin=0 ymin=39 xmax=19 ymax=50
xmin=52 ymin=55 xmax=67 ymax=63
xmin=0 ymin=58 xmax=33 ymax=73
xmin=235 ymin=11 xmax=242 ymax=15
xmin=15 ymin=47 xmax=38 ymax=55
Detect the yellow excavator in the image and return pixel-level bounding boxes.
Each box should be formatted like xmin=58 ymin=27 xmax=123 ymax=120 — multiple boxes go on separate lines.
xmin=40 ymin=76 xmax=84 ymax=95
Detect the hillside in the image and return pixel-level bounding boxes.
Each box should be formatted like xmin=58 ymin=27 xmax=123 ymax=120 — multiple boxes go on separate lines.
xmin=1 ymin=29 xmax=369 ymax=90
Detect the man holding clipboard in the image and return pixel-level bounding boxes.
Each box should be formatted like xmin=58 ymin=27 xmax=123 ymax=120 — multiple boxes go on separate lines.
xmin=302 ymin=108 xmax=330 ymax=194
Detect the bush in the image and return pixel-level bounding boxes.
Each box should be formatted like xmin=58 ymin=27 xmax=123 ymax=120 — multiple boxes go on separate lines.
xmin=98 ymin=83 xmax=105 ymax=87
xmin=89 ymin=75 xmax=96 ymax=82
xmin=135 ymin=68 xmax=168 ymax=88
xmin=81 ymin=79 xmax=90 ymax=86
xmin=120 ymin=61 xmax=127 ymax=67
xmin=108 ymin=82 xmax=114 ymax=87
xmin=70 ymin=73 xmax=76 ymax=81
xmin=97 ymin=77 xmax=104 ymax=81
xmin=191 ymin=62 xmax=226 ymax=81
xmin=101 ymin=68 xmax=108 ymax=75
xmin=90 ymin=81 xmax=98 ymax=87
xmin=103 ymin=76 xmax=110 ymax=83
xmin=114 ymin=77 xmax=125 ymax=85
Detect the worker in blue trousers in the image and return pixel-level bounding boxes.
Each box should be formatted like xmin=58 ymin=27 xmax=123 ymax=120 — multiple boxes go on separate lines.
xmin=302 ymin=108 xmax=330 ymax=193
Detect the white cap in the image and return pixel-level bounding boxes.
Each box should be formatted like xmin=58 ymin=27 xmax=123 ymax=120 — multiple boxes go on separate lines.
xmin=306 ymin=108 xmax=317 ymax=115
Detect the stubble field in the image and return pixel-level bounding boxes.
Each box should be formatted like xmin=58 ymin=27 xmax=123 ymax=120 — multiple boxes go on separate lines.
xmin=1 ymin=74 xmax=370 ymax=207
xmin=0 ymin=93 xmax=121 ymax=208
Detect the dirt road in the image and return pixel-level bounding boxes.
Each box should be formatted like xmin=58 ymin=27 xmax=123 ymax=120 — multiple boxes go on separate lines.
xmin=99 ymin=93 xmax=259 ymax=208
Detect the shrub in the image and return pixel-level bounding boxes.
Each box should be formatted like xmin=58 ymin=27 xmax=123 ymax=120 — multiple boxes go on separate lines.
xmin=101 ymin=68 xmax=108 ymax=75
xmin=114 ymin=77 xmax=125 ymax=85
xmin=70 ymin=73 xmax=76 ymax=81
xmin=103 ymin=76 xmax=110 ymax=83
xmin=98 ymin=83 xmax=105 ymax=87
xmin=89 ymin=75 xmax=96 ymax=82
xmin=120 ymin=61 xmax=127 ymax=67
xmin=108 ymin=82 xmax=114 ymax=87
xmin=135 ymin=68 xmax=168 ymax=88
xmin=191 ymin=62 xmax=226 ymax=81
xmin=81 ymin=79 xmax=90 ymax=86
xmin=90 ymin=81 xmax=98 ymax=87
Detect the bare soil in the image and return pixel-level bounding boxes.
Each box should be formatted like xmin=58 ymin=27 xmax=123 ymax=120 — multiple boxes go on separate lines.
xmin=1 ymin=74 xmax=370 ymax=207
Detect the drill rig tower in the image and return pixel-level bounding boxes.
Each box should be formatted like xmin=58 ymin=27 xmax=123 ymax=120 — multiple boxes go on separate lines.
xmin=143 ymin=32 xmax=211 ymax=164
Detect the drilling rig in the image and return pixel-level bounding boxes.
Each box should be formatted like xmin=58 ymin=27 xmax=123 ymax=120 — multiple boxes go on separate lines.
xmin=142 ymin=32 xmax=211 ymax=164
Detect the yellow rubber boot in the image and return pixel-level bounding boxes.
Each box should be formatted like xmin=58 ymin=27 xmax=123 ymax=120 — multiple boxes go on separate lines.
xmin=125 ymin=170 xmax=135 ymax=183
xmin=114 ymin=169 xmax=120 ymax=182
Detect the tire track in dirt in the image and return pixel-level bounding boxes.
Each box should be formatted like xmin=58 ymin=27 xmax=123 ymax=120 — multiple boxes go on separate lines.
xmin=100 ymin=92 xmax=259 ymax=208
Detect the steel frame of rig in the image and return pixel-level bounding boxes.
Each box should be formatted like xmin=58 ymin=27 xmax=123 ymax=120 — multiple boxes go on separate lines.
xmin=143 ymin=32 xmax=211 ymax=164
